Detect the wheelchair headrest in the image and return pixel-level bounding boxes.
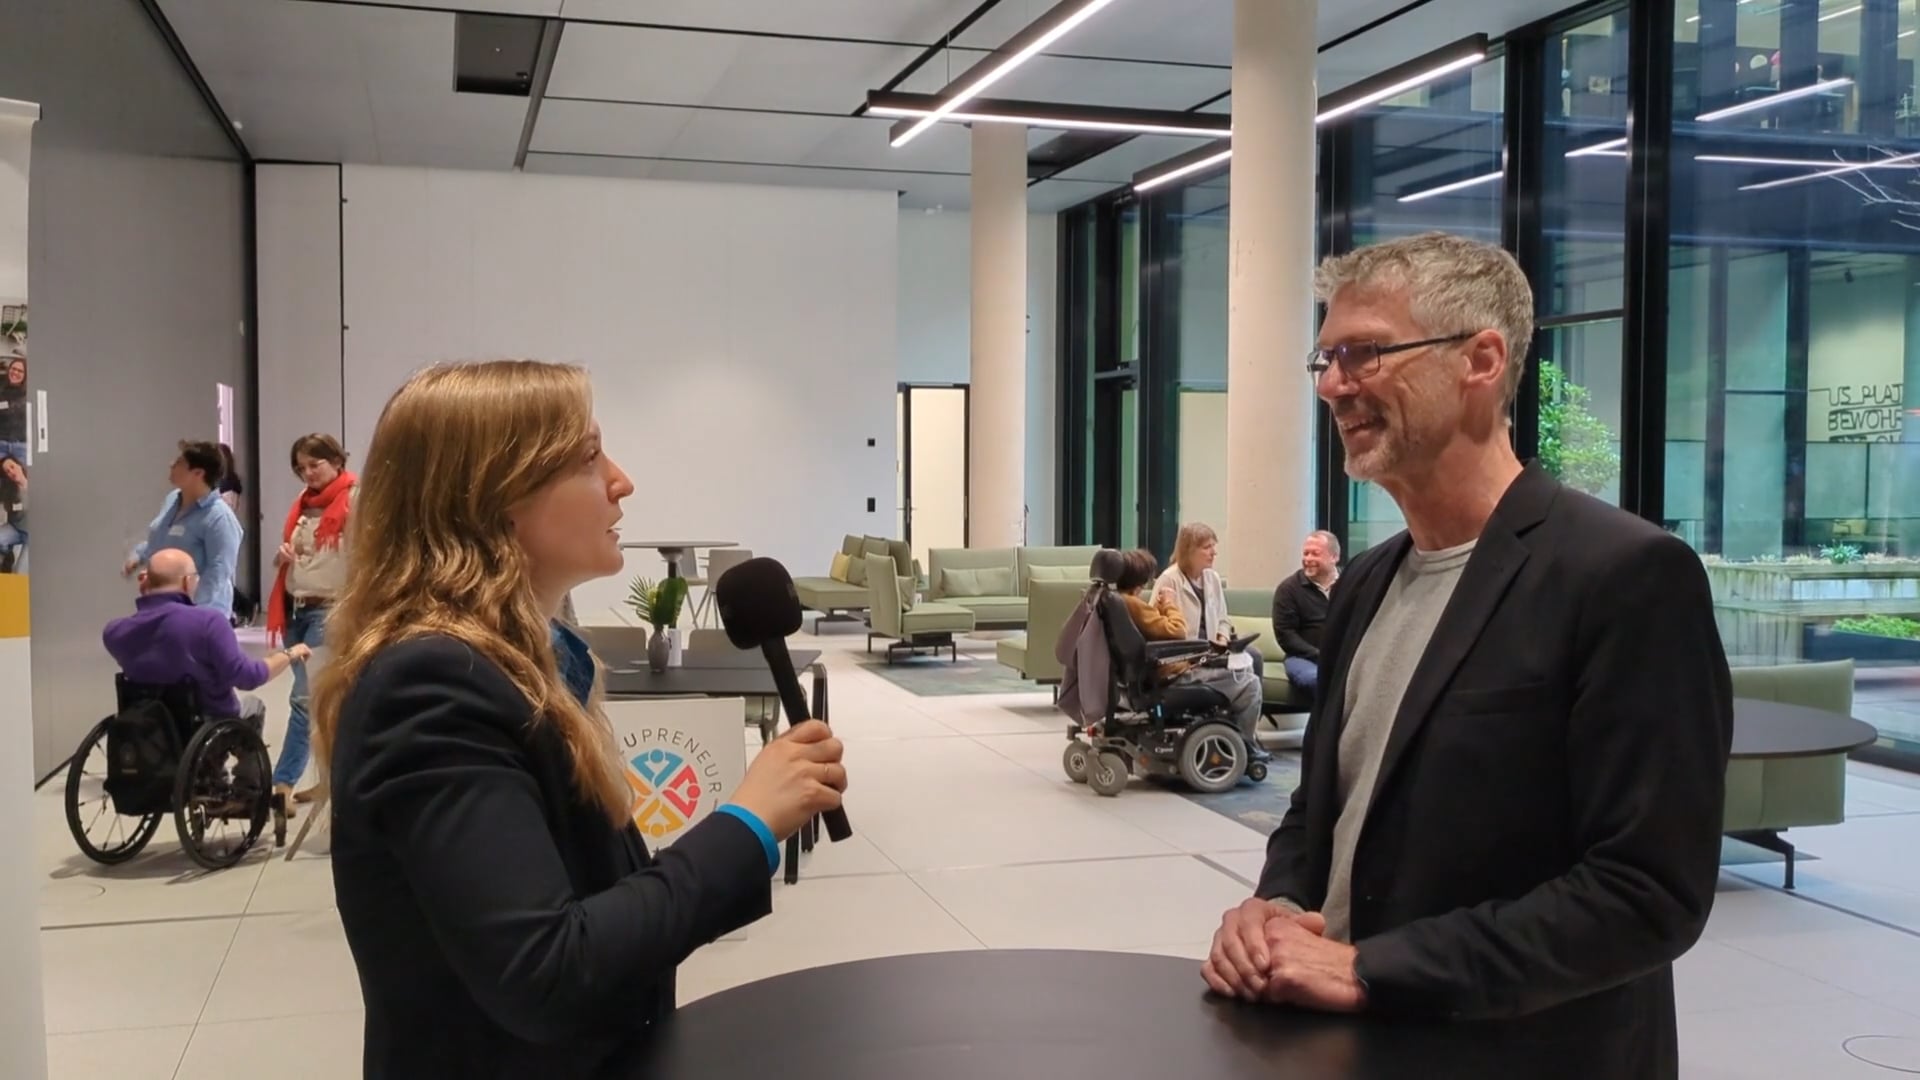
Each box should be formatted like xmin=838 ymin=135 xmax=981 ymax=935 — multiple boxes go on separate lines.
xmin=1089 ymin=548 xmax=1127 ymax=585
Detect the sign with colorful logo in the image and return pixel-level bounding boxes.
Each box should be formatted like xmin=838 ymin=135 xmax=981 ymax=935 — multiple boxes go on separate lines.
xmin=605 ymin=698 xmax=747 ymax=849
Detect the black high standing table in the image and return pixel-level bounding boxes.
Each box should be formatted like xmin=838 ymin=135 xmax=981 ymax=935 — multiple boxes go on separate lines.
xmin=604 ymin=649 xmax=827 ymax=885
xmin=637 ymin=950 xmax=1600 ymax=1079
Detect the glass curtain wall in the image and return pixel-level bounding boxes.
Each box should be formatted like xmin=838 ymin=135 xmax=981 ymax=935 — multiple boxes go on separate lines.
xmin=1671 ymin=0 xmax=1920 ymax=760
xmin=1330 ymin=56 xmax=1508 ymax=553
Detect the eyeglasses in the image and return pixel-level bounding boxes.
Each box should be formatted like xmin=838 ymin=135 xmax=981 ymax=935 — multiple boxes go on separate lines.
xmin=1305 ymin=333 xmax=1476 ymax=382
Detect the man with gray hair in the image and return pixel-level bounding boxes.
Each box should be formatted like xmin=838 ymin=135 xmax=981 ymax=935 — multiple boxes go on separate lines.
xmin=1271 ymin=530 xmax=1340 ymax=700
xmin=1203 ymin=233 xmax=1731 ymax=1078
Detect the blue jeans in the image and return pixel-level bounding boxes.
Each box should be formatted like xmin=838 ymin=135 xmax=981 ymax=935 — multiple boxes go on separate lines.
xmin=1283 ymin=656 xmax=1319 ymax=699
xmin=271 ymin=603 xmax=327 ymax=787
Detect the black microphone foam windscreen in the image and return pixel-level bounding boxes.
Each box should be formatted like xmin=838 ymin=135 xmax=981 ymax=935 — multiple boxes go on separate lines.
xmin=715 ymin=557 xmax=804 ymax=648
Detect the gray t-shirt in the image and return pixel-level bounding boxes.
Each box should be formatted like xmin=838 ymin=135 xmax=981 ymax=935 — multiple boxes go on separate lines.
xmin=1322 ymin=539 xmax=1476 ymax=943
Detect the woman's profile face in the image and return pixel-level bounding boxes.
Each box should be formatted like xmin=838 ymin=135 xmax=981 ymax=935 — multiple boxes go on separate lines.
xmin=1190 ymin=538 xmax=1217 ymax=573
xmin=511 ymin=423 xmax=634 ymax=590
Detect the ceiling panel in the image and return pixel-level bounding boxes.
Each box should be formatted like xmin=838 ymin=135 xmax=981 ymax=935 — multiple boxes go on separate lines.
xmin=534 ymin=98 xmax=866 ymax=164
xmin=548 ymin=23 xmax=916 ymax=112
xmin=334 ymin=0 xmax=561 ymax=13
xmin=952 ymin=0 xmax=1232 ymax=66
xmin=898 ymin=51 xmax=1228 ymax=111
xmin=1046 ymin=133 xmax=1219 ymax=183
xmin=161 ymin=0 xmax=528 ymax=169
xmin=557 ymin=0 xmax=976 ymax=43
xmin=798 ymin=116 xmax=977 ymax=174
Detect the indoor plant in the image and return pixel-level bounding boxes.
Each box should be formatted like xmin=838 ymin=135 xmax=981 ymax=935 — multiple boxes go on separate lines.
xmin=628 ymin=575 xmax=689 ymax=672
xmin=1537 ymin=360 xmax=1621 ymax=498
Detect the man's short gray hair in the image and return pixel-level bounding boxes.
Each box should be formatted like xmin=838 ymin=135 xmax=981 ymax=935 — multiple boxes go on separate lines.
xmin=1307 ymin=529 xmax=1342 ymax=561
xmin=1313 ymin=232 xmax=1535 ymax=408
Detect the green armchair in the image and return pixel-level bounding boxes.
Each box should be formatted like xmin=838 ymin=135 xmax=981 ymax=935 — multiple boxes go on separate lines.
xmin=865 ymin=554 xmax=976 ymax=663
xmin=995 ymin=578 xmax=1091 ymax=684
xmin=1725 ymin=660 xmax=1855 ymax=887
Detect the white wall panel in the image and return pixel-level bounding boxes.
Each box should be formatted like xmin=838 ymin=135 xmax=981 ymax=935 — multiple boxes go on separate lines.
xmin=340 ymin=165 xmax=899 ymax=612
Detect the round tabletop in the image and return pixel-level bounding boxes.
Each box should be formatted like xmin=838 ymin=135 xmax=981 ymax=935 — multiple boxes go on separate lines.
xmin=640 ymin=950 xmax=1571 ymax=1079
xmin=1733 ymin=698 xmax=1878 ymax=759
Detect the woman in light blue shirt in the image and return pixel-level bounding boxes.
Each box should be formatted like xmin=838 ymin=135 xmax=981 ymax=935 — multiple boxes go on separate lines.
xmin=124 ymin=440 xmax=243 ymax=616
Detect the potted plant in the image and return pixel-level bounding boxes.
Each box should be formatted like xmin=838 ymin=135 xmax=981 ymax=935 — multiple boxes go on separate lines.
xmin=628 ymin=575 xmax=689 ymax=672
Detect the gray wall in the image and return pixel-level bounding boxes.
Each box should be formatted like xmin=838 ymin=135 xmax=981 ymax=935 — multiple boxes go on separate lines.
xmin=0 ymin=1 xmax=251 ymax=777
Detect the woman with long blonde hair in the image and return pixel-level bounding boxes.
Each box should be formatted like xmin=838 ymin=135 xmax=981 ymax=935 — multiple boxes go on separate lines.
xmin=1153 ymin=522 xmax=1269 ymax=760
xmin=318 ymin=360 xmax=846 ymax=1079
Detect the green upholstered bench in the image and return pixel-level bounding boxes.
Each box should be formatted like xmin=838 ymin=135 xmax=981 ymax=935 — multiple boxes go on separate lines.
xmin=1725 ymin=659 xmax=1856 ymax=888
xmin=796 ymin=534 xmax=911 ymax=621
xmin=865 ymin=554 xmax=975 ymax=662
xmin=928 ymin=547 xmax=1026 ymax=629
xmin=995 ymin=578 xmax=1091 ymax=685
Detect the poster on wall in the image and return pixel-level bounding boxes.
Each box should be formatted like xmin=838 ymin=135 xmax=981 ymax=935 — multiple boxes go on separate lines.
xmin=0 ymin=99 xmax=31 ymax=641
xmin=1 ymin=303 xmax=26 ymax=577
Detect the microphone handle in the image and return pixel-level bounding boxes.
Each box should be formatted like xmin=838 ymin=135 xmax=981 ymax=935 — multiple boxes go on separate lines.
xmin=759 ymin=637 xmax=853 ymax=842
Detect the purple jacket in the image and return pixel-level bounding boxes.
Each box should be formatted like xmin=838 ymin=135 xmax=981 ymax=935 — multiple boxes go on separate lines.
xmin=1054 ymin=589 xmax=1111 ymax=727
xmin=102 ymin=592 xmax=268 ymax=718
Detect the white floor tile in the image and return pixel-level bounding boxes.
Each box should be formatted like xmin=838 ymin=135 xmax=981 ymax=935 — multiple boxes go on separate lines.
xmin=676 ymin=874 xmax=981 ymax=1004
xmin=174 ymin=1010 xmax=364 ymax=1080
xmin=246 ymin=851 xmax=340 ymax=914
xmin=911 ymin=855 xmax=1250 ymax=950
xmin=39 ymin=918 xmax=237 ymax=1034
xmin=1678 ymin=995 xmax=1920 ymax=1079
xmin=1673 ymin=938 xmax=1852 ymax=1015
xmin=200 ymin=911 xmax=365 ymax=1022
xmin=45 ymin=1024 xmax=192 ymax=1080
xmin=38 ymin=839 xmax=267 ymax=930
xmin=784 ymin=829 xmax=900 ymax=879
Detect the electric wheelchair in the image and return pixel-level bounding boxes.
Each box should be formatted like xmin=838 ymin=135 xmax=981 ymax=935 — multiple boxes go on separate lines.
xmin=64 ymin=675 xmax=283 ymax=871
xmin=1060 ymin=550 xmax=1268 ymax=797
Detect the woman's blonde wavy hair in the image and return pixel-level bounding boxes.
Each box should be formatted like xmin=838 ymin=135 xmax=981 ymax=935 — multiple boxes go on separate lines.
xmin=311 ymin=359 xmax=630 ymax=823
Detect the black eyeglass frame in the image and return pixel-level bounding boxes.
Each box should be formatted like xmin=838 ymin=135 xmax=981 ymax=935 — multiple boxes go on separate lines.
xmin=1304 ymin=332 xmax=1478 ymax=380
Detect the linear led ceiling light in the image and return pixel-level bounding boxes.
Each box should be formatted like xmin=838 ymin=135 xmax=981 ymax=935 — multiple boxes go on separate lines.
xmin=1739 ymin=147 xmax=1920 ymax=191
xmin=888 ymin=0 xmax=1120 ymax=148
xmin=1696 ymin=77 xmax=1853 ymax=122
xmin=1699 ymin=153 xmax=1920 ymax=169
xmin=1567 ymin=136 xmax=1627 ymax=157
xmin=1398 ymin=170 xmax=1505 ymax=203
xmin=866 ymin=91 xmax=1232 ymax=138
xmin=1130 ymin=34 xmax=1490 ymax=192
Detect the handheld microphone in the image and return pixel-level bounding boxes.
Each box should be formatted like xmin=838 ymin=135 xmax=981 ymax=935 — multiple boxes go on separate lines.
xmin=714 ymin=556 xmax=852 ymax=843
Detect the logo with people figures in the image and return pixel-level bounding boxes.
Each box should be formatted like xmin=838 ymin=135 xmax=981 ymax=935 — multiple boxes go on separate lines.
xmin=625 ymin=747 xmax=704 ymax=839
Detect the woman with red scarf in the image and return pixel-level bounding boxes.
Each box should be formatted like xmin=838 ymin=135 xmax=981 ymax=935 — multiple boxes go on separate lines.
xmin=268 ymin=433 xmax=356 ymax=814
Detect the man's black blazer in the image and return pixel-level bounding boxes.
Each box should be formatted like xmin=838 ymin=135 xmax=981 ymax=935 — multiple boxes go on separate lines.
xmin=1256 ymin=464 xmax=1732 ymax=1078
xmin=329 ymin=635 xmax=774 ymax=1080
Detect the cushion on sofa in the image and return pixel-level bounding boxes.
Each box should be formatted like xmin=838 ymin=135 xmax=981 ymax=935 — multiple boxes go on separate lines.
xmin=899 ymin=577 xmax=917 ymax=611
xmin=944 ymin=566 xmax=1017 ymax=598
xmin=846 ymin=554 xmax=869 ymax=587
xmin=841 ymin=534 xmax=866 ymax=558
xmin=829 ymin=552 xmax=851 ymax=583
xmin=949 ymin=595 xmax=1027 ymax=627
xmin=1025 ymin=564 xmax=1086 ymax=587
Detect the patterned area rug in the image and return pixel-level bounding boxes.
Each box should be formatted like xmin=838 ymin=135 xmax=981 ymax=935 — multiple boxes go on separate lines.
xmin=1182 ymin=753 xmax=1812 ymax=870
xmin=856 ymin=652 xmax=1050 ymax=697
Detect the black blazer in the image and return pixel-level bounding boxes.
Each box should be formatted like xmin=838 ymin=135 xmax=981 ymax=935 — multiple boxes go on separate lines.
xmin=1256 ymin=465 xmax=1732 ymax=1078
xmin=329 ymin=635 xmax=773 ymax=1080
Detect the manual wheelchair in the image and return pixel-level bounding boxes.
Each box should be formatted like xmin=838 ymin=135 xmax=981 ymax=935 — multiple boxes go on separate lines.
xmin=1060 ymin=552 xmax=1268 ymax=797
xmin=63 ymin=676 xmax=283 ymax=871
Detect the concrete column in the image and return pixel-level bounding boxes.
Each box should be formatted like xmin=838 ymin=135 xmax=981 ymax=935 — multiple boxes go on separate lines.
xmin=1224 ymin=0 xmax=1318 ymax=585
xmin=969 ymin=121 xmax=1029 ymax=547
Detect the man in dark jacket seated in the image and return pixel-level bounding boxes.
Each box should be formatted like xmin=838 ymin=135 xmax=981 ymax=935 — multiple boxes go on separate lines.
xmin=103 ymin=548 xmax=310 ymax=723
xmin=1271 ymin=530 xmax=1339 ymax=700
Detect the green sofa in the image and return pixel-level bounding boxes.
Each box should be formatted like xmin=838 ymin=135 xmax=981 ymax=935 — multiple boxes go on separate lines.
xmin=1224 ymin=588 xmax=1312 ymax=733
xmin=865 ymin=554 xmax=976 ymax=662
xmin=927 ymin=545 xmax=1100 ymax=630
xmin=794 ymin=534 xmax=911 ymax=619
xmin=1725 ymin=659 xmax=1855 ymax=888
xmin=995 ymin=578 xmax=1093 ymax=684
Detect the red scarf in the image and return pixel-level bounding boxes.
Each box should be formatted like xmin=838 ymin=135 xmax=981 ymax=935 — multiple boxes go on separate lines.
xmin=266 ymin=470 xmax=356 ymax=645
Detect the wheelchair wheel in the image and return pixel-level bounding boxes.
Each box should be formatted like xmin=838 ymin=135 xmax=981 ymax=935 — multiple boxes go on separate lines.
xmin=64 ymin=719 xmax=163 ymax=865
xmin=1062 ymin=740 xmax=1092 ymax=784
xmin=172 ymin=718 xmax=272 ymax=871
xmin=1246 ymin=760 xmax=1269 ymax=783
xmin=1178 ymin=725 xmax=1247 ymax=795
xmin=1088 ymin=751 xmax=1130 ymax=797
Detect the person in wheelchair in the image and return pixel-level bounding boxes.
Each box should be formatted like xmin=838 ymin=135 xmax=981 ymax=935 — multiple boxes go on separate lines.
xmin=1115 ymin=549 xmax=1269 ymax=763
xmin=103 ymin=548 xmax=312 ymax=732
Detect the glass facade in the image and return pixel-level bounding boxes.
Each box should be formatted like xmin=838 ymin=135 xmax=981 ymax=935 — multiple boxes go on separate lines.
xmin=1057 ymin=0 xmax=1920 ymax=769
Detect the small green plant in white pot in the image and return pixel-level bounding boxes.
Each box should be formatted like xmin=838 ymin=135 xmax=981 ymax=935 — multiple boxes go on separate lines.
xmin=628 ymin=575 xmax=689 ymax=672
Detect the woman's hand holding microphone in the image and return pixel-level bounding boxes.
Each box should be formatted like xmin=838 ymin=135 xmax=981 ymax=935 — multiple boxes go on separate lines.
xmin=729 ymin=721 xmax=847 ymax=841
